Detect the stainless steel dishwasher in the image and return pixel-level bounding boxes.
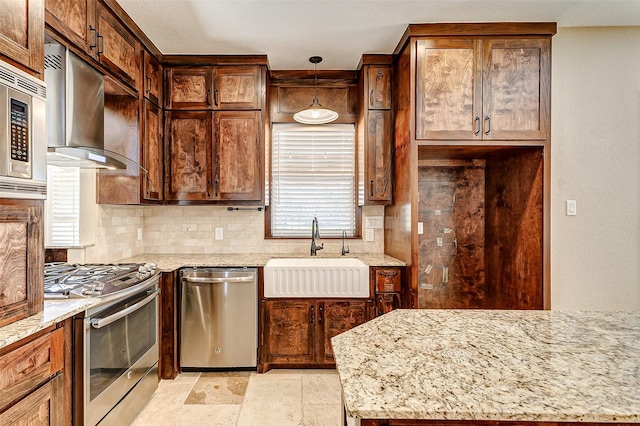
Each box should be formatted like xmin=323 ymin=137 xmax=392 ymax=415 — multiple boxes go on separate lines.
xmin=180 ymin=267 xmax=257 ymax=369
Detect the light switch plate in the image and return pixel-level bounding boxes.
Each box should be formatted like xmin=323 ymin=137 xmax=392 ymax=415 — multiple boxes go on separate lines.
xmin=417 ymin=222 xmax=424 ymax=234
xmin=365 ymin=228 xmax=375 ymax=241
xmin=215 ymin=227 xmax=224 ymax=240
xmin=365 ymin=216 xmax=383 ymax=229
xmin=566 ymin=200 xmax=577 ymax=216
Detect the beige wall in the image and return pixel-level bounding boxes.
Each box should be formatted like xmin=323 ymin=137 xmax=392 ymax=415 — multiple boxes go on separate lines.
xmin=75 ymin=26 xmax=640 ymax=311
xmin=551 ymin=27 xmax=640 ymax=310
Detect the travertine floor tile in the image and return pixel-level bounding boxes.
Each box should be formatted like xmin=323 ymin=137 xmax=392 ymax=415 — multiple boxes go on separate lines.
xmin=303 ymin=403 xmax=343 ymax=426
xmin=185 ymin=374 xmax=249 ymax=404
xmin=236 ymin=373 xmax=303 ymax=425
xmin=302 ymin=373 xmax=342 ymax=405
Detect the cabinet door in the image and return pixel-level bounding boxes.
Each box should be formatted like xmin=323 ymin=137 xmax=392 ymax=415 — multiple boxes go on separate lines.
xmin=365 ymin=110 xmax=392 ymax=203
xmin=45 ymin=0 xmax=95 ymax=53
xmin=143 ymin=50 xmax=162 ymax=106
xmin=319 ymin=300 xmax=368 ymax=363
xmin=482 ymin=38 xmax=550 ymax=140
xmin=213 ymin=66 xmax=262 ymax=110
xmin=142 ymin=100 xmax=163 ymax=201
xmin=0 ymin=200 xmax=43 ymax=327
xmin=415 ymin=39 xmax=482 ymax=140
xmin=0 ymin=0 xmax=44 ymax=75
xmin=164 ymin=111 xmax=214 ymax=201
xmin=367 ymin=66 xmax=391 ymax=109
xmin=214 ymin=111 xmax=262 ymax=201
xmin=165 ymin=67 xmax=212 ymax=110
xmin=95 ymin=2 xmax=138 ymax=87
xmin=263 ymin=300 xmax=315 ymax=365
xmin=376 ymin=293 xmax=401 ymax=316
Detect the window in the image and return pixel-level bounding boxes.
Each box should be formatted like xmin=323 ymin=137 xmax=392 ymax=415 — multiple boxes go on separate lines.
xmin=269 ymin=123 xmax=356 ymax=238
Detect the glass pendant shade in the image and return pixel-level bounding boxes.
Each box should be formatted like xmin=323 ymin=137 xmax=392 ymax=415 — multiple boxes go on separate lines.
xmin=294 ymin=56 xmax=339 ymax=125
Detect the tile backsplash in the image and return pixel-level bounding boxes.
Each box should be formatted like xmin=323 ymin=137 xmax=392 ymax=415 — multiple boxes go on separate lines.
xmin=69 ymin=204 xmax=385 ymax=263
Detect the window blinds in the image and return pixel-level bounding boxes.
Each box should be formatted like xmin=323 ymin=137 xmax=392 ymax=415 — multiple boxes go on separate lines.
xmin=45 ymin=165 xmax=80 ymax=246
xmin=271 ymin=124 xmax=356 ymax=238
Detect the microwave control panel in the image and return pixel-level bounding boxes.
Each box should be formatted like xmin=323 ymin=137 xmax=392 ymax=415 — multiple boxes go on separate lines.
xmin=10 ymin=98 xmax=29 ymax=163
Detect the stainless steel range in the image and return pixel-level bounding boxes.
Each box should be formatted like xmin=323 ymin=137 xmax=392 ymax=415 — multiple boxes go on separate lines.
xmin=45 ymin=262 xmax=160 ymax=426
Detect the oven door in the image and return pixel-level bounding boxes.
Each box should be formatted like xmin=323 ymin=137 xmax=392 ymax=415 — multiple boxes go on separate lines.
xmin=83 ymin=285 xmax=159 ymax=426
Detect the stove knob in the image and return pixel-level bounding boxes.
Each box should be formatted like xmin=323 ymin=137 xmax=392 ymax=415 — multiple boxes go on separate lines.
xmin=145 ymin=263 xmax=157 ymax=271
xmin=138 ymin=265 xmax=149 ymax=274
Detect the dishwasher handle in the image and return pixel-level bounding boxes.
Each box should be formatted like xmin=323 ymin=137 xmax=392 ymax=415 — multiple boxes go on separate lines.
xmin=183 ymin=276 xmax=255 ymax=284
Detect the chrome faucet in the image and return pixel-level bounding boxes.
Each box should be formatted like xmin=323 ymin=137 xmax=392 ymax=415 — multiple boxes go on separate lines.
xmin=341 ymin=230 xmax=350 ymax=256
xmin=311 ymin=217 xmax=323 ymax=256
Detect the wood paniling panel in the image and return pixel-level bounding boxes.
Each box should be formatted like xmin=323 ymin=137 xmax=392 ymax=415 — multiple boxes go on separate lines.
xmin=415 ymin=39 xmax=480 ymax=140
xmin=485 ymin=148 xmax=544 ymax=309
xmin=270 ymin=84 xmax=358 ymax=123
xmin=97 ymin=95 xmax=140 ymax=205
xmin=0 ymin=222 xmax=28 ymax=307
xmin=263 ymin=300 xmax=315 ymax=364
xmin=142 ymin=99 xmax=163 ymax=201
xmin=96 ymin=3 xmax=138 ymax=86
xmin=483 ymin=39 xmax=550 ymax=140
xmin=214 ymin=111 xmax=262 ymax=201
xmin=0 ymin=0 xmax=44 ymax=75
xmin=164 ymin=111 xmax=213 ymax=201
xmin=45 ymin=0 xmax=94 ymax=51
xmin=160 ymin=271 xmax=178 ymax=379
xmin=320 ymin=300 xmax=367 ymax=362
xmin=367 ymin=66 xmax=391 ymax=109
xmin=417 ymin=162 xmax=486 ymax=309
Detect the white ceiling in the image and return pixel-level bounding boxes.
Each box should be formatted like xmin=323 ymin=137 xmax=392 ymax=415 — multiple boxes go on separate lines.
xmin=116 ymin=0 xmax=640 ymax=70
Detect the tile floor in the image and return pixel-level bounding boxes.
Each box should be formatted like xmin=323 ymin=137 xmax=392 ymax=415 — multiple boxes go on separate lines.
xmin=131 ymin=370 xmax=343 ymax=426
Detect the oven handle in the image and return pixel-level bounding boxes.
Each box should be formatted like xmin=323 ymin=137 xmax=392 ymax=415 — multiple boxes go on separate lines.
xmin=90 ymin=289 xmax=160 ymax=329
xmin=183 ymin=276 xmax=255 ymax=284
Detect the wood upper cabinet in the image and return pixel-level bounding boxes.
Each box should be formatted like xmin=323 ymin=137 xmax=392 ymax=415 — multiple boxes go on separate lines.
xmin=415 ymin=38 xmax=550 ymax=141
xmin=94 ymin=1 xmax=138 ymax=87
xmin=360 ymin=62 xmax=392 ymax=205
xmin=142 ymin=99 xmax=163 ymax=201
xmin=164 ymin=110 xmax=214 ymax=201
xmin=214 ymin=111 xmax=262 ymax=201
xmin=0 ymin=199 xmax=43 ymax=327
xmin=367 ymin=66 xmax=391 ymax=109
xmin=0 ymin=0 xmax=44 ymax=76
xmin=213 ymin=66 xmax=262 ymax=110
xmin=166 ymin=65 xmax=262 ymax=110
xmin=143 ymin=50 xmax=162 ymax=106
xmin=261 ymin=299 xmax=370 ymax=370
xmin=45 ymin=0 xmax=95 ymax=53
xmin=165 ymin=67 xmax=212 ymax=110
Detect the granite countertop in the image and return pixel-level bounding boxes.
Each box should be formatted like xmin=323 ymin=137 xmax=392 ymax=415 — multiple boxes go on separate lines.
xmin=331 ymin=309 xmax=640 ymax=423
xmin=117 ymin=253 xmax=405 ymax=271
xmin=0 ymin=299 xmax=99 ymax=351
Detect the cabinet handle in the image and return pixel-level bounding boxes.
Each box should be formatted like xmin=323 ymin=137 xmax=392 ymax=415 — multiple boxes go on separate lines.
xmin=214 ymin=89 xmax=219 ymax=106
xmin=310 ymin=305 xmax=315 ymax=324
xmin=474 ymin=116 xmax=481 ymax=136
xmin=370 ymin=90 xmax=375 ymax=106
xmin=214 ymin=179 xmax=219 ymax=197
xmin=370 ymin=180 xmax=374 ymax=197
xmin=379 ymin=271 xmax=397 ymax=277
xmin=147 ymin=177 xmax=153 ymax=194
xmin=484 ymin=116 xmax=491 ymax=135
xmin=207 ymin=180 xmax=211 ymax=198
xmin=318 ymin=303 xmax=324 ymax=323
xmin=206 ymin=89 xmax=211 ymax=106
xmin=146 ymin=77 xmax=152 ymax=94
xmin=89 ymin=26 xmax=98 ymax=51
xmin=97 ymin=34 xmax=104 ymax=55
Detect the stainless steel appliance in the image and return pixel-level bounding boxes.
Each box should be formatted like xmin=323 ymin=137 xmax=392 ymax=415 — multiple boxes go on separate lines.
xmin=0 ymin=58 xmax=47 ymax=199
xmin=44 ymin=262 xmax=160 ymax=426
xmin=180 ymin=267 xmax=258 ymax=369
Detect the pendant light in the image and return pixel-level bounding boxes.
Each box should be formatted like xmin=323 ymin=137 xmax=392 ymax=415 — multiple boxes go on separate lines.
xmin=293 ymin=56 xmax=339 ymax=125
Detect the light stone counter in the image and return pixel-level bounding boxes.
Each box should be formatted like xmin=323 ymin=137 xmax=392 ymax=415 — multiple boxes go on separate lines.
xmin=117 ymin=253 xmax=405 ymax=271
xmin=331 ymin=309 xmax=640 ymax=423
xmin=0 ymin=299 xmax=99 ymax=350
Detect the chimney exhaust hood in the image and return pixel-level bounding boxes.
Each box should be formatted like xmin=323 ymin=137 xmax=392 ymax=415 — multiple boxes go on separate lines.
xmin=44 ymin=43 xmax=132 ymax=169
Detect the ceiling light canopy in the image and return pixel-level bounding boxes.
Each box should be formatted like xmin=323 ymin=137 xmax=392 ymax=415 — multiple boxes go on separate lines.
xmin=293 ymin=56 xmax=339 ymax=125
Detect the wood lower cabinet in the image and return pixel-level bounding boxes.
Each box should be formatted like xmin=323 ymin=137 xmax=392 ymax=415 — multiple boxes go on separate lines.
xmin=372 ymin=267 xmax=403 ymax=316
xmin=0 ymin=326 xmax=66 ymax=425
xmin=0 ymin=199 xmax=43 ymax=327
xmin=260 ymin=299 xmax=370 ymax=371
xmin=0 ymin=0 xmax=44 ymax=76
xmin=415 ymin=37 xmax=550 ymax=141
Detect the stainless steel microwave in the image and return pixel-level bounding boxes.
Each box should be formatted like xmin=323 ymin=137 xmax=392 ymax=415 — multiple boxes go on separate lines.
xmin=0 ymin=59 xmax=47 ymax=199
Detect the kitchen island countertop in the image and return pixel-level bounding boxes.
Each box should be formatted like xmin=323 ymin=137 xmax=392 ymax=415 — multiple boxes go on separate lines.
xmin=117 ymin=253 xmax=405 ymax=271
xmin=331 ymin=309 xmax=640 ymax=424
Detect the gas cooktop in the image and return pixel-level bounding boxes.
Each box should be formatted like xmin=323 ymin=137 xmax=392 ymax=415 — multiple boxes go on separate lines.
xmin=44 ymin=262 xmax=157 ymax=300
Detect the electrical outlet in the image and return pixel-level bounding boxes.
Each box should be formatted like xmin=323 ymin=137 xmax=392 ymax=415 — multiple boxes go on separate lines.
xmin=365 ymin=228 xmax=375 ymax=241
xmin=137 ymin=228 xmax=142 ymax=241
xmin=215 ymin=227 xmax=224 ymax=240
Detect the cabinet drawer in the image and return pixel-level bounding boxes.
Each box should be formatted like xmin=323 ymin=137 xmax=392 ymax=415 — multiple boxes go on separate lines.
xmin=374 ymin=268 xmax=401 ymax=292
xmin=0 ymin=328 xmax=64 ymax=409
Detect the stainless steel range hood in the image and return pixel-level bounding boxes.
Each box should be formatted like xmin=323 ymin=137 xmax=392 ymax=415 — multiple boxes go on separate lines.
xmin=44 ymin=43 xmax=128 ymax=169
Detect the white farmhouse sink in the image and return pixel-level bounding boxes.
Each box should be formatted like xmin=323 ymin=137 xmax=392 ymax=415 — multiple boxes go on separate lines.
xmin=263 ymin=258 xmax=370 ymax=298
